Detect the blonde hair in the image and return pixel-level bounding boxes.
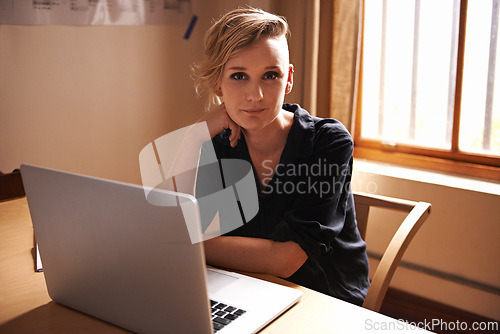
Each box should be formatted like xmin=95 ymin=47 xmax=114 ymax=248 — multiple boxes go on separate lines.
xmin=192 ymin=7 xmax=290 ymax=109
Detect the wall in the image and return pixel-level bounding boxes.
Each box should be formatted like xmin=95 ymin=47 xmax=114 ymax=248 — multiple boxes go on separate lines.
xmin=352 ymin=160 xmax=500 ymax=320
xmin=0 ymin=25 xmax=198 ymax=183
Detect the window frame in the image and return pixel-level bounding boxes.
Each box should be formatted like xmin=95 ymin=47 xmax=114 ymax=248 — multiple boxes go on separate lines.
xmin=354 ymin=0 xmax=500 ymax=181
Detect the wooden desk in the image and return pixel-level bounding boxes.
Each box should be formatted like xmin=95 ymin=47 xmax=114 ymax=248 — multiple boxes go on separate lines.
xmin=0 ymin=198 xmax=428 ymax=333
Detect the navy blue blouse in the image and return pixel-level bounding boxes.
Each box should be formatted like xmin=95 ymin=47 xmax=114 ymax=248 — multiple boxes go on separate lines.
xmin=197 ymin=104 xmax=370 ymax=306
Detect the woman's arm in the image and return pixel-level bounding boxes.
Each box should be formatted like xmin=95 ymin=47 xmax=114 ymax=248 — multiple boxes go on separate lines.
xmin=203 ymin=236 xmax=308 ymax=278
xmin=164 ymin=103 xmax=241 ymax=195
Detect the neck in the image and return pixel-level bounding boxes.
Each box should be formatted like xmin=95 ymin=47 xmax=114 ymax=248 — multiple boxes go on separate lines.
xmin=243 ymin=109 xmax=293 ymax=156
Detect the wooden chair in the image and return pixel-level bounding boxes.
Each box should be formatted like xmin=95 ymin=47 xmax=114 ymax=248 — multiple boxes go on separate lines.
xmin=0 ymin=169 xmax=25 ymax=202
xmin=353 ymin=191 xmax=431 ymax=312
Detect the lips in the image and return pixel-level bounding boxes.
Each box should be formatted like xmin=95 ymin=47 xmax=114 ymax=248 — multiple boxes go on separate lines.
xmin=242 ymin=108 xmax=265 ymax=114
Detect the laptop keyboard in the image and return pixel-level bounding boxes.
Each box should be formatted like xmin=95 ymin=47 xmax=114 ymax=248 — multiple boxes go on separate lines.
xmin=210 ymin=299 xmax=246 ymax=333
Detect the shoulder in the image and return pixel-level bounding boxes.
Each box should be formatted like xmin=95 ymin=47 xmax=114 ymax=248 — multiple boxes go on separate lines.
xmin=284 ymin=103 xmax=353 ymax=156
xmin=312 ymin=117 xmax=353 ymax=146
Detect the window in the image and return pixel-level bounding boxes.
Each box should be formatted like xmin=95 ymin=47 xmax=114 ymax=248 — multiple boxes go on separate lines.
xmin=356 ymin=0 xmax=500 ymax=180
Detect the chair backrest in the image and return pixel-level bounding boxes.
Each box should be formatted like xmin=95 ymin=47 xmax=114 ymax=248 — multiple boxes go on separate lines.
xmin=0 ymin=170 xmax=25 ymax=202
xmin=353 ymin=191 xmax=431 ymax=312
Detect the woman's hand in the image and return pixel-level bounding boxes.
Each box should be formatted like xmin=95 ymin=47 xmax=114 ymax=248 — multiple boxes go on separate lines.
xmin=197 ymin=103 xmax=241 ymax=147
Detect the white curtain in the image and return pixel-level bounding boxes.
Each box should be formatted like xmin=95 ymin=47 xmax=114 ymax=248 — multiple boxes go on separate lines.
xmin=273 ymin=0 xmax=361 ymax=130
xmin=329 ymin=0 xmax=362 ymax=132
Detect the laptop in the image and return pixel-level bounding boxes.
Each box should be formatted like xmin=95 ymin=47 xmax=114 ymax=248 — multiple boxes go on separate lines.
xmin=20 ymin=164 xmax=302 ymax=334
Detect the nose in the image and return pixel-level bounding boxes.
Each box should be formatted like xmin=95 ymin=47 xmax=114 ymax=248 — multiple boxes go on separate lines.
xmin=246 ymin=81 xmax=263 ymax=102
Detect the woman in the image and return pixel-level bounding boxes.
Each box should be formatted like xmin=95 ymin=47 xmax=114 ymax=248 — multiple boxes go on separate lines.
xmin=191 ymin=7 xmax=370 ymax=306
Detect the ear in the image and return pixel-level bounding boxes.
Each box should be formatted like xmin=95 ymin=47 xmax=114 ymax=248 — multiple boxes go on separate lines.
xmin=285 ymin=64 xmax=294 ymax=94
xmin=215 ymin=87 xmax=223 ymax=97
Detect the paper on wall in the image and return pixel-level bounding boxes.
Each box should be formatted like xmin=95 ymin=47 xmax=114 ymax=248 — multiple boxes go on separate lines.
xmin=0 ymin=0 xmax=192 ymax=25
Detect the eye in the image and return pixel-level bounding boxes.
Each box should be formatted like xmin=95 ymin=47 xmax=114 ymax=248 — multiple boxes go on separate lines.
xmin=263 ymin=71 xmax=280 ymax=80
xmin=230 ymin=72 xmax=247 ymax=81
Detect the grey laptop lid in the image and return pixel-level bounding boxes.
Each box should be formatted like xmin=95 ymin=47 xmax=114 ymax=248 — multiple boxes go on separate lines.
xmin=21 ymin=164 xmax=212 ymax=333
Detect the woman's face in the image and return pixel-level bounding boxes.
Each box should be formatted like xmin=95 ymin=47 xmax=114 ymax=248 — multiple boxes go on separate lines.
xmin=217 ymin=36 xmax=294 ymax=131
